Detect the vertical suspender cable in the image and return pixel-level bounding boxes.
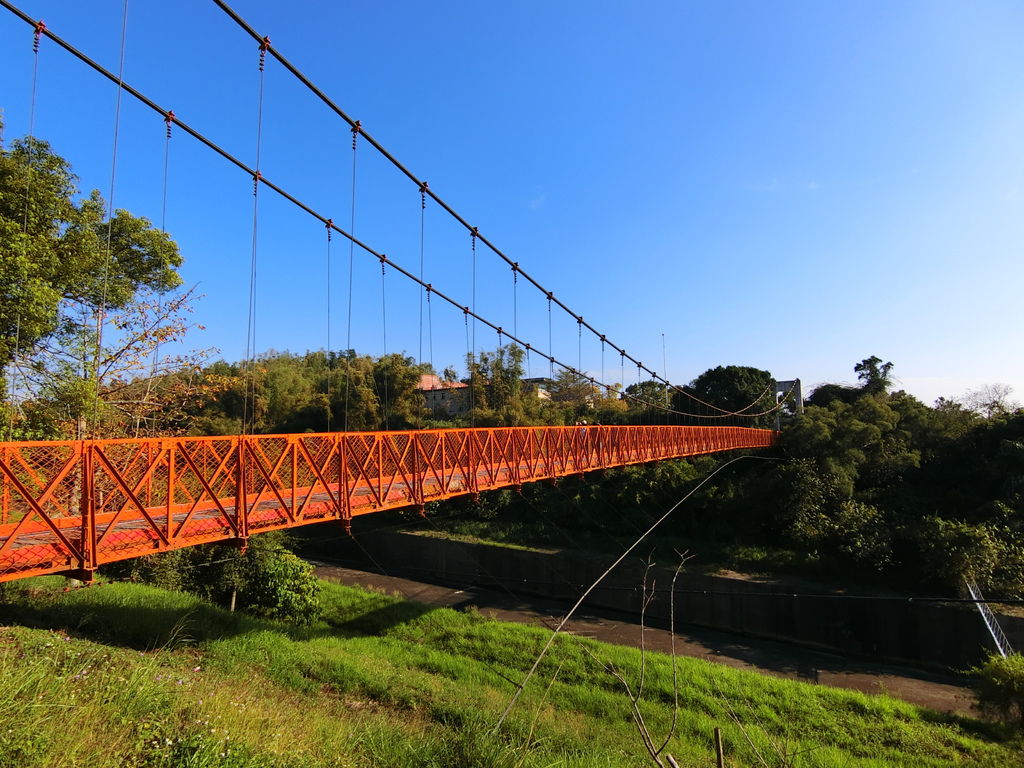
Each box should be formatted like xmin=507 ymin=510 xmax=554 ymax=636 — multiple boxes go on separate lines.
xmin=420 ymin=186 xmax=434 ymax=378
xmin=137 ymin=111 xmax=173 ymax=437
xmin=464 ymin=310 xmax=473 ymax=423
xmin=620 ymin=351 xmax=625 ymax=396
xmin=325 ymin=219 xmax=332 ymax=431
xmin=343 ymin=122 xmax=359 ymax=432
xmin=427 ymin=287 xmax=434 ymax=379
xmin=577 ymin=319 xmax=582 ymax=380
xmin=91 ymin=0 xmax=129 ymax=438
xmin=469 ymin=229 xmax=478 ymax=424
xmin=512 ymin=264 xmax=518 ymax=341
xmin=380 ymin=258 xmax=389 ymax=429
xmin=547 ymin=295 xmax=553 ymax=380
xmin=7 ymin=19 xmax=45 ymax=440
xmin=471 ymin=228 xmax=477 ymax=356
xmin=418 ymin=183 xmax=427 ymax=365
xmin=243 ymin=36 xmax=269 ymax=435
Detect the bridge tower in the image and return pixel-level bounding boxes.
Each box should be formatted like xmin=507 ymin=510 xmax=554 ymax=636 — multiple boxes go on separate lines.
xmin=773 ymin=379 xmax=803 ymax=430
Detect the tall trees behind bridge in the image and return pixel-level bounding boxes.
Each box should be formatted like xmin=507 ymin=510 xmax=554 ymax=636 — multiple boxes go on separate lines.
xmin=423 ymin=357 xmax=1024 ymax=598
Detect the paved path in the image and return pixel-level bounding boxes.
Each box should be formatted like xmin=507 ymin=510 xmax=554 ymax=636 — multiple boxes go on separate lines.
xmin=313 ymin=563 xmax=977 ymax=717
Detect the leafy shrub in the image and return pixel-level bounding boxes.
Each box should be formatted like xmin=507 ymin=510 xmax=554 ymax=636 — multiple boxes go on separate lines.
xmin=237 ymin=547 xmax=321 ymax=624
xmin=973 ymin=653 xmax=1024 ymax=729
xmin=915 ymin=517 xmax=1024 ymax=596
xmin=104 ymin=532 xmax=321 ymax=625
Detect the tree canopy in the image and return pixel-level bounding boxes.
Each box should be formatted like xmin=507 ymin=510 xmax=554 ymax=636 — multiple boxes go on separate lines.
xmin=0 ymin=136 xmax=181 ymax=370
xmin=2 ymin=135 xmax=190 ymax=438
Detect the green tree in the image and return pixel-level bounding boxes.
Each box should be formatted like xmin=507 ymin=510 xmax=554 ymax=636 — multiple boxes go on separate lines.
xmin=0 ymin=136 xmax=181 ymax=370
xmin=972 ymin=653 xmax=1024 ymax=730
xmin=624 ymin=379 xmax=667 ymax=412
xmin=854 ymin=355 xmax=894 ymax=395
xmin=464 ymin=344 xmax=534 ymax=426
xmin=375 ymin=352 xmax=427 ymax=429
xmin=780 ymin=393 xmax=920 ymax=497
xmin=676 ymin=365 xmax=775 ymax=426
xmin=806 ymin=382 xmax=860 ymax=408
xmin=549 ymin=368 xmax=597 ymax=418
xmin=2 ymin=136 xmax=197 ymax=438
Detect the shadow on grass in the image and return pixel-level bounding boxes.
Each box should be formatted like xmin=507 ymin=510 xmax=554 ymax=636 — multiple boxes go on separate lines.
xmin=916 ymin=706 xmax=1014 ymax=743
xmin=0 ymin=580 xmax=436 ymax=652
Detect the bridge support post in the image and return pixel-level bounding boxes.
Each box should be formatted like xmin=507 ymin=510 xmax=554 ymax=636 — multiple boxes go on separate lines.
xmin=230 ymin=438 xmax=250 ymax=554
xmin=62 ymin=568 xmax=96 ymax=585
xmin=78 ymin=441 xmax=97 ymax=580
xmin=338 ymin=433 xmax=352 ymax=529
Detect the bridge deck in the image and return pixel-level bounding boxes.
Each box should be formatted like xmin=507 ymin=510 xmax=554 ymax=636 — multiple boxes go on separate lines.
xmin=0 ymin=425 xmax=775 ymax=582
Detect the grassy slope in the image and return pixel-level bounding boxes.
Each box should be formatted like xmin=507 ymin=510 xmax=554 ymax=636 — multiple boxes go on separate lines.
xmin=0 ymin=578 xmax=1019 ymax=768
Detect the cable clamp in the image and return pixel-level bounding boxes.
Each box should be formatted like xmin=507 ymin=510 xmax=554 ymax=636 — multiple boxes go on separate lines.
xmin=252 ymin=170 xmax=262 ymax=195
xmin=326 ymin=218 xmax=333 ymax=241
xmin=258 ymin=36 xmax=271 ymax=71
xmin=351 ymin=120 xmax=361 ymax=149
xmin=33 ymin=19 xmax=46 ymax=52
xmin=164 ymin=110 xmax=175 ymax=139
xmin=425 ymin=283 xmax=432 ymax=294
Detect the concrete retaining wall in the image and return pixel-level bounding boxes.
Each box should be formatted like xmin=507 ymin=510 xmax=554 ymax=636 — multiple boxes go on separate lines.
xmin=327 ymin=528 xmax=1024 ymax=670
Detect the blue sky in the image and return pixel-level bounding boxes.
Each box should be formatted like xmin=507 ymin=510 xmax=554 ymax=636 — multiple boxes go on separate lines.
xmin=2 ymin=0 xmax=1022 ymax=405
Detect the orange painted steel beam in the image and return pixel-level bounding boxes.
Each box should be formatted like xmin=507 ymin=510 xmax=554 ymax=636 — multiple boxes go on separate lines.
xmin=0 ymin=425 xmax=776 ymax=583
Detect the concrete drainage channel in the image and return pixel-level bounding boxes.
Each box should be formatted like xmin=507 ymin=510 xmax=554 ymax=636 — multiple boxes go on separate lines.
xmin=301 ymin=527 xmax=1023 ymax=715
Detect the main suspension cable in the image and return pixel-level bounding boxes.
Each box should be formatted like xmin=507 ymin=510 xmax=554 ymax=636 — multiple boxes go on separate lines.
xmin=0 ymin=3 xmax=788 ymax=423
xmin=208 ymin=0 xmax=773 ymax=418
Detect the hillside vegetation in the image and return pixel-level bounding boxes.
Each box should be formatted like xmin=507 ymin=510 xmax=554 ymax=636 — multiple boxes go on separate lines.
xmin=410 ymin=362 xmax=1024 ymax=599
xmin=0 ymin=577 xmax=1019 ymax=768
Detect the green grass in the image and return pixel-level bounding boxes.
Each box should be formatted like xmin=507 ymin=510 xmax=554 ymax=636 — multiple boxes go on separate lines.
xmin=0 ymin=577 xmax=1019 ymax=767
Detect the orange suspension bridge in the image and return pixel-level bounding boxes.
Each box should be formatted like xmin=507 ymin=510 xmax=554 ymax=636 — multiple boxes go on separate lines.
xmin=0 ymin=3 xmax=786 ymax=583
xmin=0 ymin=426 xmax=774 ymax=583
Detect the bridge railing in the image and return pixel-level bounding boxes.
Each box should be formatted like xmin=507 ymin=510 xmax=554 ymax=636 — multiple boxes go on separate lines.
xmin=0 ymin=425 xmax=776 ymax=582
